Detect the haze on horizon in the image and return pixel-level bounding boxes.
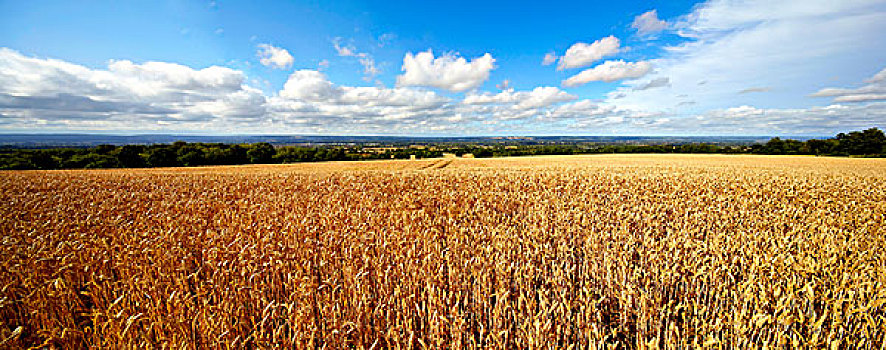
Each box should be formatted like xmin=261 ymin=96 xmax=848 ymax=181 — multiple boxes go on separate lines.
xmin=0 ymin=0 xmax=885 ymax=136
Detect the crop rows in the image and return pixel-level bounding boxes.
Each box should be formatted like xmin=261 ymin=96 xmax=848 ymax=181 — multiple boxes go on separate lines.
xmin=1 ymin=155 xmax=885 ymax=348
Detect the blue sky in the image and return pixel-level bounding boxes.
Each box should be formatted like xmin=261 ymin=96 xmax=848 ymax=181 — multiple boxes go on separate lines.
xmin=1 ymin=0 xmax=885 ymax=135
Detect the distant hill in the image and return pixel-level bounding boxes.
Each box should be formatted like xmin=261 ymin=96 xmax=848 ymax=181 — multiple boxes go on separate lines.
xmin=0 ymin=133 xmax=784 ymax=148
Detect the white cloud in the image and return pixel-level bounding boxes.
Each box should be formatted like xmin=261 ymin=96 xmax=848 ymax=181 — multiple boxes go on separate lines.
xmin=455 ymin=87 xmax=578 ymax=121
xmin=562 ymin=60 xmax=652 ymax=87
xmin=548 ymin=99 xmax=615 ymax=119
xmin=358 ymin=56 xmax=380 ymax=78
xmin=463 ymin=87 xmax=576 ymax=109
xmin=273 ymin=77 xmax=580 ymax=128
xmin=396 ymin=50 xmax=496 ymax=92
xmin=0 ymin=48 xmax=267 ymax=130
xmin=634 ymin=77 xmax=670 ymax=91
xmin=496 ymin=79 xmax=511 ymax=90
xmin=682 ymin=103 xmax=886 ymax=135
xmin=279 ymin=70 xmax=342 ymax=101
xmin=549 ymin=102 xmax=886 ymax=135
xmin=333 ymin=38 xmax=380 ymax=81
xmin=0 ymin=48 xmax=589 ymax=134
xmin=557 ymin=36 xmax=620 ymax=70
xmin=378 ymin=33 xmax=396 ymax=47
xmin=256 ymin=44 xmax=294 ymax=69
xmin=868 ymin=68 xmax=886 ymax=83
xmin=673 ymin=0 xmax=881 ymax=36
xmin=277 ymin=71 xmax=450 ymax=108
xmin=340 ymin=86 xmax=447 ymax=107
xmin=632 ymin=10 xmax=668 ymax=35
xmin=333 ymin=39 xmax=356 ymax=57
xmin=271 ymin=71 xmax=466 ymax=131
xmin=811 ymin=67 xmax=886 ymax=102
xmin=3 ymin=20 xmax=884 ymax=137
xmin=738 ymin=87 xmax=772 ymax=94
xmin=608 ymin=0 xmax=886 ymax=113
xmin=831 ymin=94 xmax=886 ymax=103
xmin=514 ymin=87 xmax=577 ymax=109
xmin=542 ymin=52 xmax=557 ymax=66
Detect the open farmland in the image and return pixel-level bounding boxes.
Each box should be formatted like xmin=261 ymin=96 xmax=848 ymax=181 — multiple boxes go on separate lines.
xmin=2 ymin=154 xmax=886 ymax=348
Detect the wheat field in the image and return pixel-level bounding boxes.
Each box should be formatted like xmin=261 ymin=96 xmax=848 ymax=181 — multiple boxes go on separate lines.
xmin=1 ymin=154 xmax=885 ymax=348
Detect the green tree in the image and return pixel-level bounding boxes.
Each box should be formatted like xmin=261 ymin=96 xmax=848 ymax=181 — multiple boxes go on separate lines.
xmin=29 ymin=150 xmax=59 ymax=169
xmin=0 ymin=155 xmax=35 ymax=170
xmin=65 ymin=153 xmax=121 ymax=168
xmin=145 ymin=147 xmax=179 ymax=167
xmin=176 ymin=145 xmax=206 ymax=167
xmin=762 ymin=137 xmax=785 ymax=154
xmin=837 ymin=128 xmax=886 ymax=155
xmin=93 ymin=144 xmax=118 ymax=155
xmin=806 ymin=139 xmax=837 ymax=155
xmin=115 ymin=145 xmax=147 ymax=168
xmin=247 ymin=143 xmax=276 ymax=164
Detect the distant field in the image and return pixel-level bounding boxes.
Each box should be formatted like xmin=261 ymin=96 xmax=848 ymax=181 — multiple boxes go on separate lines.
xmin=2 ymin=155 xmax=885 ymax=348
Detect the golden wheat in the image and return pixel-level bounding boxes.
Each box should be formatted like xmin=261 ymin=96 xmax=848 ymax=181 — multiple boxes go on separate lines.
xmin=1 ymin=154 xmax=885 ymax=348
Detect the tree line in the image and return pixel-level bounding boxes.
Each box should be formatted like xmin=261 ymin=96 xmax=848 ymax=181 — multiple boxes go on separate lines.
xmin=1 ymin=128 xmax=883 ymax=170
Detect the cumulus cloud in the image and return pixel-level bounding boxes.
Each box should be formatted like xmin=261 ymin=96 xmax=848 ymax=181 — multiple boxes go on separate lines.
xmin=811 ymin=67 xmax=886 ymax=102
xmin=279 ymin=70 xmax=342 ymax=101
xmin=396 ymin=50 xmax=495 ymax=92
xmin=456 ymin=87 xmax=578 ymax=121
xmin=557 ymin=36 xmax=621 ymax=70
xmin=256 ymin=44 xmax=294 ymax=69
xmin=0 ymin=47 xmax=266 ymax=130
xmin=272 ymin=71 xmax=583 ymax=130
xmin=512 ymin=87 xmax=577 ymax=109
xmin=463 ymin=87 xmax=576 ymax=108
xmin=276 ymin=80 xmax=583 ymax=127
xmin=4 ymin=27 xmax=883 ymax=137
xmin=278 ymin=70 xmax=449 ymax=108
xmin=271 ymin=69 xmax=594 ymax=129
xmin=632 ymin=10 xmax=668 ymax=35
xmin=562 ymin=60 xmax=652 ymax=87
xmin=0 ymin=48 xmax=598 ymax=134
xmin=265 ymin=71 xmax=458 ymax=132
